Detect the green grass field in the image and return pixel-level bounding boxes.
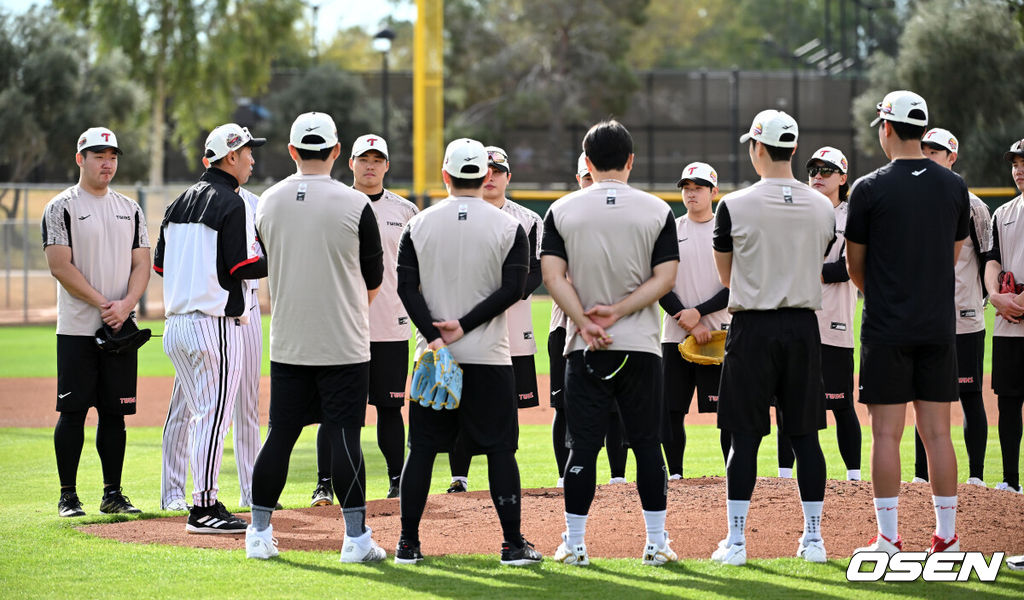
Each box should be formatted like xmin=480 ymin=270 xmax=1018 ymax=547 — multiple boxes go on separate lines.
xmin=1 ymin=301 xmax=1021 ymax=598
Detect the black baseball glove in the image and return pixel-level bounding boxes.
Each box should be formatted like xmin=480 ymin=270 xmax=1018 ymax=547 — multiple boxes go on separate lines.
xmin=95 ymin=315 xmax=152 ymax=354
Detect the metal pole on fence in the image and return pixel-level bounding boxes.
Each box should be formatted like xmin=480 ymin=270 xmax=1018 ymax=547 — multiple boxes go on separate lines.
xmin=647 ymin=72 xmax=655 ymax=188
xmin=22 ymin=186 xmax=29 ymax=323
xmin=138 ymin=186 xmax=148 ymax=317
xmin=4 ymin=189 xmax=14 ymax=309
xmin=730 ymin=68 xmax=740 ymax=186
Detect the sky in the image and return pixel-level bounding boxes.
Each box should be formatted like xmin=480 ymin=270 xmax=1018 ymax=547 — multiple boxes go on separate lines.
xmin=0 ymin=0 xmax=416 ymax=38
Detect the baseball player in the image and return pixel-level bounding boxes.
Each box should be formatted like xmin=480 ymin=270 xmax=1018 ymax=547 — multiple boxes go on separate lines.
xmin=777 ymin=146 xmax=863 ymax=482
xmin=984 ymin=138 xmax=1024 ymax=495
xmin=711 ymin=110 xmax=835 ymax=566
xmin=246 ymin=112 xmax=386 ymax=562
xmin=154 ymin=123 xmax=267 ymax=533
xmin=44 ymin=127 xmax=149 ymax=517
xmin=659 ymin=161 xmax=732 ymax=478
xmin=549 ymin=152 xmax=629 ymax=487
xmin=310 ymin=133 xmax=418 ymax=506
xmin=542 ymin=121 xmax=679 ymax=567
xmin=161 ymin=182 xmax=264 ymax=511
xmin=394 ymin=138 xmax=541 ymax=566
xmin=445 ymin=145 xmax=543 ymax=494
xmin=848 ymin=91 xmax=969 ymax=555
xmin=911 ymin=129 xmax=991 ymax=487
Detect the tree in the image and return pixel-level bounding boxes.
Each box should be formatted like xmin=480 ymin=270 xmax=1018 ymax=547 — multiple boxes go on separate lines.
xmin=852 ymin=0 xmax=1024 ymax=185
xmin=54 ymin=0 xmax=304 ymax=186
xmin=0 ymin=8 xmax=144 ymax=221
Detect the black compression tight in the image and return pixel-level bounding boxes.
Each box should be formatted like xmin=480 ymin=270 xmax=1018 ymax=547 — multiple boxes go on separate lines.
xmin=779 ymin=407 xmax=861 ymax=473
xmin=54 ymin=409 xmax=125 ymax=490
xmin=376 ymin=406 xmax=406 ymax=479
xmin=914 ymin=391 xmax=988 ymax=481
xmin=730 ymin=431 xmax=825 ymax=501
xmin=255 ymin=423 xmax=365 ymax=509
xmin=563 ymin=444 xmax=666 ymax=514
xmin=999 ymin=395 xmax=1024 ymax=489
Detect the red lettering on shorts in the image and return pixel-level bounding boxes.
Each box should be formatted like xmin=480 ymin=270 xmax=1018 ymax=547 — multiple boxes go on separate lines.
xmin=390 ymin=392 xmax=405 ymax=399
xmin=825 ymin=392 xmax=845 ymax=400
xmin=708 ymin=395 xmax=718 ymax=402
xmin=120 ymin=397 xmax=136 ymax=405
xmin=519 ymin=392 xmax=535 ymax=401
xmin=958 ymin=377 xmax=974 ymax=384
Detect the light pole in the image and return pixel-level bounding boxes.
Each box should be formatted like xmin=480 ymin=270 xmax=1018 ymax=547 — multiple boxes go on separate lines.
xmin=373 ymin=28 xmax=396 ymax=142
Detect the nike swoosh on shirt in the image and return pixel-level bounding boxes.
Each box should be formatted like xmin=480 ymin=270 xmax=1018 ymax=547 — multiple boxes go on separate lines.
xmin=911 ymin=169 xmax=927 ymax=176
xmin=78 ymin=215 xmax=91 ymax=220
xmin=1005 ymin=220 xmax=1017 ymax=226
xmin=58 ymin=392 xmax=72 ymax=398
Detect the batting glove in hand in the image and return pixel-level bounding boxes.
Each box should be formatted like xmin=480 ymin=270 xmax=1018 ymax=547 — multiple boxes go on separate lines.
xmin=411 ymin=350 xmax=439 ymax=406
xmin=427 ymin=348 xmax=463 ymax=410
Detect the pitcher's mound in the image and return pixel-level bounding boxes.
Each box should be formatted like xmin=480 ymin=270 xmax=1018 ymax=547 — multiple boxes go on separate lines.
xmin=82 ymin=477 xmax=1023 ymax=560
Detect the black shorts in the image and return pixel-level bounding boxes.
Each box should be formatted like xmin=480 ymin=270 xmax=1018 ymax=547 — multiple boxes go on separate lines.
xmin=268 ymin=361 xmax=369 ymax=429
xmin=548 ymin=327 xmax=567 ymax=410
xmin=563 ymin=350 xmax=665 ymax=452
xmin=407 ymin=363 xmax=518 ymax=455
xmin=513 ymin=354 xmax=540 ymax=408
xmin=368 ymin=341 xmax=409 ymax=407
xmin=821 ymin=344 xmax=854 ymax=411
xmin=955 ymin=330 xmax=985 ymax=393
xmin=992 ymin=336 xmax=1024 ymax=396
xmin=858 ymin=341 xmax=958 ymax=405
xmin=717 ymin=309 xmax=825 ymax=436
xmin=56 ymin=334 xmax=138 ymax=415
xmin=662 ymin=342 xmax=722 ymax=414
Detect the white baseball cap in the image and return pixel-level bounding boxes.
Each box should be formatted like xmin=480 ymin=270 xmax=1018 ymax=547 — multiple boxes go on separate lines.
xmin=204 ymin=123 xmax=266 ymax=162
xmin=805 ymin=146 xmax=849 ymax=174
xmin=922 ymin=128 xmax=958 ymax=153
xmin=289 ymin=112 xmax=338 ymax=151
xmin=676 ymin=162 xmax=718 ymax=188
xmin=351 ymin=134 xmax=389 ymax=159
xmin=576 ymin=152 xmax=590 ymax=177
xmin=1004 ymin=138 xmax=1024 ymax=162
xmin=485 ymin=146 xmax=511 ymax=174
xmin=442 ymin=138 xmax=488 ymax=178
xmin=77 ymin=127 xmax=121 ymax=155
xmin=739 ymin=109 xmax=798 ymax=148
xmin=870 ymin=90 xmax=928 ymax=127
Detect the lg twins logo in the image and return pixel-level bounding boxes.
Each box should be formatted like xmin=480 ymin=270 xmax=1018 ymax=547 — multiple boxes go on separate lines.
xmin=847 ymin=552 xmax=1004 ymax=582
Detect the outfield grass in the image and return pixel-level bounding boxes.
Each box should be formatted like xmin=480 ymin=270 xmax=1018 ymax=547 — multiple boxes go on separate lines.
xmin=0 ymin=423 xmax=1021 ymax=599
xmin=0 ymin=298 xmax=1000 ymax=378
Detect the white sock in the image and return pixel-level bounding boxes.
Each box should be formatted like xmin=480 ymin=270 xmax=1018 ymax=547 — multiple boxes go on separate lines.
xmin=778 ymin=467 xmax=794 ymax=478
xmin=452 ymin=476 xmax=467 ymax=484
xmin=874 ymin=497 xmax=899 ymax=542
xmin=847 ymin=469 xmax=861 ymax=481
xmin=726 ymin=500 xmax=750 ymax=546
xmin=933 ymin=495 xmax=957 ymax=541
xmin=565 ymin=512 xmax=588 ymax=546
xmin=643 ymin=509 xmax=667 ymax=545
xmin=800 ymin=501 xmax=824 ymax=543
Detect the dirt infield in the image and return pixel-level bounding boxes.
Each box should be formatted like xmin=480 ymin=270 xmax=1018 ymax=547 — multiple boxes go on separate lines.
xmin=0 ymin=374 xmax=1002 ymax=428
xmin=82 ymin=477 xmax=1024 ymax=559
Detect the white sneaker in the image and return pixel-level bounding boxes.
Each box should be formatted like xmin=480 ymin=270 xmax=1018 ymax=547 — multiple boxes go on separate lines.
xmin=911 ymin=477 xmax=928 ymax=484
xmin=711 ymin=539 xmax=746 ymax=566
xmin=797 ymin=538 xmax=827 ymax=563
xmin=995 ymin=482 xmax=1023 ymax=494
xmin=965 ymin=477 xmax=986 ymax=487
xmin=608 ymin=477 xmax=628 ymax=484
xmin=164 ymin=498 xmax=190 ymax=512
xmin=340 ymin=527 xmax=387 ymax=563
xmin=642 ymin=531 xmax=678 ymax=566
xmin=555 ymin=478 xmax=564 ymax=489
xmin=668 ymin=474 xmax=682 ymax=481
xmin=854 ymin=533 xmax=902 ymax=556
xmin=246 ymin=525 xmax=279 ymax=559
xmin=553 ymin=532 xmax=590 ymax=566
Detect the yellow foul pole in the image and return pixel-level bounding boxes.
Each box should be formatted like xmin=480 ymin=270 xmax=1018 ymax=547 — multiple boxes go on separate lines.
xmin=414 ymin=0 xmax=444 ymax=207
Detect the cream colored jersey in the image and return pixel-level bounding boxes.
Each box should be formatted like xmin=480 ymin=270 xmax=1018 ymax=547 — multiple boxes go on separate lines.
xmin=239 ymin=187 xmax=262 ymax=293
xmin=549 ymin=302 xmax=568 ymax=332
xmin=817 ymin=201 xmax=856 ymax=347
xmin=368 ymin=189 xmax=419 ymax=342
xmin=501 ymin=199 xmax=543 ymax=356
xmin=991 ymin=195 xmax=1024 ymax=338
xmin=256 ymin=174 xmax=380 ymax=365
xmin=543 ymin=181 xmax=678 ymax=356
xmin=42 ymin=185 xmax=150 ymax=336
xmin=954 ymin=193 xmax=990 ymax=335
xmin=662 ymin=215 xmax=731 ymax=344
xmin=407 ymin=196 xmax=523 ymax=365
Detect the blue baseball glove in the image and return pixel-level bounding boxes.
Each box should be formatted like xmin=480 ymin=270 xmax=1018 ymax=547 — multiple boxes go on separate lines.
xmin=410 ymin=350 xmax=438 ymax=406
xmin=427 ymin=347 xmax=463 ymax=410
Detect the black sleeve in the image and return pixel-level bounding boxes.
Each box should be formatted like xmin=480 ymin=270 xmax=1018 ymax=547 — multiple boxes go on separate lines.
xmin=954 ymin=183 xmax=970 ymax=242
xmin=821 ymin=241 xmax=850 ymax=283
xmin=987 ymin=212 xmax=1002 ymax=265
xmin=844 ymin=178 xmax=869 ymax=244
xmin=396 ymin=229 xmax=441 ymax=342
xmin=659 ymin=291 xmax=686 ymax=315
xmin=358 ymin=203 xmax=384 ymax=289
xmin=521 ymin=222 xmax=543 ymax=299
xmin=539 ymin=210 xmax=566 ymax=260
xmin=222 ymin=196 xmax=267 ymax=279
xmin=712 ymin=202 xmax=733 ymax=252
xmin=651 ymin=211 xmax=679 ymax=267
xmin=694 ymin=286 xmax=729 ymax=315
xmin=459 ymin=226 xmax=530 ymax=334
xmin=153 ymin=225 xmax=165 ymax=277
